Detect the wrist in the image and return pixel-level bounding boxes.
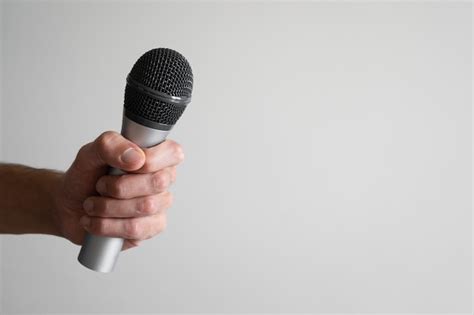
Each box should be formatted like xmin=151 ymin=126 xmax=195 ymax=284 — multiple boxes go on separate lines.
xmin=43 ymin=170 xmax=65 ymax=237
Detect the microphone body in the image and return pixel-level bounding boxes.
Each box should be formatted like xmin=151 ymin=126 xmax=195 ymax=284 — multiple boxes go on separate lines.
xmin=76 ymin=47 xmax=193 ymax=273
xmin=78 ymin=115 xmax=170 ymax=272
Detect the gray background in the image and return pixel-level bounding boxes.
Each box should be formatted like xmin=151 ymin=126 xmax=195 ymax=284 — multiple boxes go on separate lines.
xmin=0 ymin=1 xmax=472 ymax=314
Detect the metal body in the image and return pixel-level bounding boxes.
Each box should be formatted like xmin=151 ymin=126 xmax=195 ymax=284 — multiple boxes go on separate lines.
xmin=78 ymin=114 xmax=170 ymax=273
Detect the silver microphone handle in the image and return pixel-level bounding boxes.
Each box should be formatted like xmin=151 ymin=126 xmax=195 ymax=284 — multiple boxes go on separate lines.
xmin=77 ymin=115 xmax=170 ymax=273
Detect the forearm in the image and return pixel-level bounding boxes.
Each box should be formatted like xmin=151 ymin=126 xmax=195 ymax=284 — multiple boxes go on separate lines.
xmin=0 ymin=164 xmax=62 ymax=236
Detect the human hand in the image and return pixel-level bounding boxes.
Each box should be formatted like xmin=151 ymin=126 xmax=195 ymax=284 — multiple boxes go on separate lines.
xmin=52 ymin=131 xmax=184 ymax=250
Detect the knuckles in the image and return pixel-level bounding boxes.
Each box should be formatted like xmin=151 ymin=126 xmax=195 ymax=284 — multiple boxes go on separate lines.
xmin=139 ymin=196 xmax=156 ymax=215
xmin=77 ymin=143 xmax=91 ymax=160
xmin=86 ymin=191 xmax=173 ymax=217
xmin=134 ymin=193 xmax=174 ymax=217
xmin=91 ymin=218 xmax=109 ymax=236
xmin=124 ymin=219 xmax=142 ymax=239
xmin=85 ymin=200 xmax=170 ymax=240
xmin=170 ymin=141 xmax=185 ymax=163
xmin=94 ymin=131 xmax=122 ymax=163
xmin=139 ymin=192 xmax=173 ymax=216
xmin=151 ymin=171 xmax=169 ymax=192
xmin=108 ymin=176 xmax=128 ymax=198
xmin=98 ymin=171 xmax=173 ymax=200
xmin=142 ymin=140 xmax=184 ymax=172
xmin=96 ymin=131 xmax=120 ymax=151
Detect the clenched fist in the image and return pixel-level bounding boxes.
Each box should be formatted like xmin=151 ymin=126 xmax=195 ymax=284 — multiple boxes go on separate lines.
xmin=53 ymin=131 xmax=184 ymax=250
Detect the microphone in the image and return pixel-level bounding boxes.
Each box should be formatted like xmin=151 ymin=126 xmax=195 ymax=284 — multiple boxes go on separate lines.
xmin=78 ymin=48 xmax=193 ymax=273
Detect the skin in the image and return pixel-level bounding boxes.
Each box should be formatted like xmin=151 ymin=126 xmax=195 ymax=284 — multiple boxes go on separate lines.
xmin=0 ymin=131 xmax=184 ymax=250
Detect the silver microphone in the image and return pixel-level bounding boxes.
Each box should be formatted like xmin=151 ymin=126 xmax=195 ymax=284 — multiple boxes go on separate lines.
xmin=78 ymin=48 xmax=193 ymax=273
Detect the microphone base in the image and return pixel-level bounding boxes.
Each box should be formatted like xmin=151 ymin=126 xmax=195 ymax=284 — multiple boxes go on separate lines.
xmin=78 ymin=234 xmax=124 ymax=273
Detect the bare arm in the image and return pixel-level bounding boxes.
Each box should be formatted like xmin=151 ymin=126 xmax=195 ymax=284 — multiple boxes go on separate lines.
xmin=0 ymin=164 xmax=62 ymax=236
xmin=0 ymin=132 xmax=183 ymax=251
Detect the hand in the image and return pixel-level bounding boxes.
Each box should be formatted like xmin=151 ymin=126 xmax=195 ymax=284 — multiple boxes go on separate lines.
xmin=52 ymin=131 xmax=184 ymax=250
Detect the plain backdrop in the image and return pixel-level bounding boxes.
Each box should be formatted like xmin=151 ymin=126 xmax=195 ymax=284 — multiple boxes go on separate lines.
xmin=0 ymin=1 xmax=472 ymax=314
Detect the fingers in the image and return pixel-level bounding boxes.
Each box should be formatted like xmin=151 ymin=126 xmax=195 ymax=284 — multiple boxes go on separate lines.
xmin=75 ymin=131 xmax=146 ymax=173
xmin=79 ymin=212 xmax=168 ymax=241
xmin=74 ymin=133 xmax=183 ymax=175
xmin=137 ymin=140 xmax=184 ymax=173
xmin=95 ymin=167 xmax=176 ymax=199
xmin=83 ymin=191 xmax=173 ymax=218
xmin=74 ymin=134 xmax=184 ymax=249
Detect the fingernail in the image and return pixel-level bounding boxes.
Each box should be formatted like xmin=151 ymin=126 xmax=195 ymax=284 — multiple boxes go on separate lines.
xmin=83 ymin=199 xmax=94 ymax=213
xmin=79 ymin=216 xmax=91 ymax=227
xmin=121 ymin=148 xmax=144 ymax=165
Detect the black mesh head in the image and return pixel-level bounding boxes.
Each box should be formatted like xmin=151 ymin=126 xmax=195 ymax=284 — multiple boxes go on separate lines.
xmin=124 ymin=48 xmax=193 ymax=128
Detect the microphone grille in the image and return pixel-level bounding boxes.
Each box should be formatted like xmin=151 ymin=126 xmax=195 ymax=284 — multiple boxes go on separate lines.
xmin=124 ymin=48 xmax=193 ymax=127
xmin=124 ymin=85 xmax=186 ymax=126
xmin=128 ymin=48 xmax=193 ymax=97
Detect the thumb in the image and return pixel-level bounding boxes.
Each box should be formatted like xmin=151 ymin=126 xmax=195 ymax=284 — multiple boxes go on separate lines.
xmin=62 ymin=131 xmax=145 ymax=204
xmin=76 ymin=131 xmax=146 ymax=173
